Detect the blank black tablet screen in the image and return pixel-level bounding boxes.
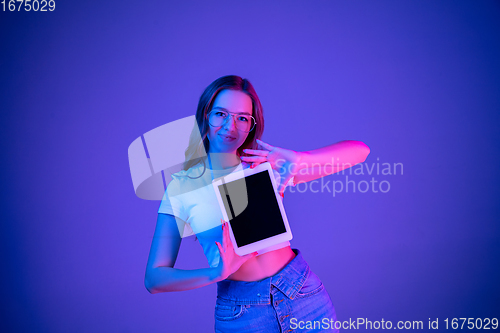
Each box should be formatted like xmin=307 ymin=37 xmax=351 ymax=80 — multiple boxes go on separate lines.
xmin=217 ymin=170 xmax=287 ymax=247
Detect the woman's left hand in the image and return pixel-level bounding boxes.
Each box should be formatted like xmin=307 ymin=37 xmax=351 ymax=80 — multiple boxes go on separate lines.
xmin=241 ymin=139 xmax=302 ymax=196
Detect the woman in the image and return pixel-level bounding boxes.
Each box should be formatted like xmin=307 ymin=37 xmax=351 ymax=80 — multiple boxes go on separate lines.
xmin=145 ymin=75 xmax=370 ymax=332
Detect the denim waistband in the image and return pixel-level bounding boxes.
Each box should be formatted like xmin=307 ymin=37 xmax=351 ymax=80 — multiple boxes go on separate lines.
xmin=216 ymin=248 xmax=310 ymax=305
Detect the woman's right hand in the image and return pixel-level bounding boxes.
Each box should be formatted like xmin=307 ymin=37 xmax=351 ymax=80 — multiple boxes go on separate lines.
xmin=214 ymin=219 xmax=257 ymax=281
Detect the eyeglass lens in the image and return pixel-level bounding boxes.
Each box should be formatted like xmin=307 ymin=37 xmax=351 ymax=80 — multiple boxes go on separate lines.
xmin=209 ymin=111 xmax=255 ymax=132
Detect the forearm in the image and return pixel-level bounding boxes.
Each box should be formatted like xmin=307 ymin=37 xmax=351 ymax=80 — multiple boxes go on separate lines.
xmin=145 ymin=266 xmax=221 ymax=293
xmin=294 ymin=164 xmax=350 ymax=184
xmin=292 ymin=140 xmax=370 ymax=184
xmin=298 ymin=140 xmax=370 ymax=168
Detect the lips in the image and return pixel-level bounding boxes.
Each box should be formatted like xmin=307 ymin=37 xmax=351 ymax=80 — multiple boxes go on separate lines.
xmin=219 ymin=133 xmax=236 ymax=140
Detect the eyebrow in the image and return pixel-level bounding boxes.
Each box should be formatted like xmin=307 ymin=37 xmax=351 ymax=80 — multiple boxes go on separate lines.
xmin=212 ymin=106 xmax=252 ymax=115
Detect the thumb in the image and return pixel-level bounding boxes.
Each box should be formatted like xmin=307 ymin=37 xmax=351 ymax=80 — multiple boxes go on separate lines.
xmin=245 ymin=251 xmax=258 ymax=260
xmin=279 ymin=175 xmax=293 ymax=196
xmin=278 ymin=184 xmax=285 ymax=198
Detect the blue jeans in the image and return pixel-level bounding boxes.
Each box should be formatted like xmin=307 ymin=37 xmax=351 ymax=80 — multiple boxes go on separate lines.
xmin=215 ymin=249 xmax=339 ymax=332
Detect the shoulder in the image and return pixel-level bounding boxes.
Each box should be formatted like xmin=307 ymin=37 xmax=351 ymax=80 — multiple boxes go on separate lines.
xmin=167 ymin=163 xmax=211 ymax=196
xmin=171 ymin=163 xmax=205 ymax=181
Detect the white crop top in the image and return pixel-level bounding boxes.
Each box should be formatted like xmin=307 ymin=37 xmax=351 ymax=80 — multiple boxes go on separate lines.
xmin=158 ymin=160 xmax=295 ymax=268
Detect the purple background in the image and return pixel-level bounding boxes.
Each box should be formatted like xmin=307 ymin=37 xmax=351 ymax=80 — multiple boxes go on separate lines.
xmin=1 ymin=1 xmax=499 ymax=332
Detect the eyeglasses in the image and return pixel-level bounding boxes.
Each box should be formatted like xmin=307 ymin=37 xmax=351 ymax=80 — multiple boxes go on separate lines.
xmin=207 ymin=110 xmax=256 ymax=133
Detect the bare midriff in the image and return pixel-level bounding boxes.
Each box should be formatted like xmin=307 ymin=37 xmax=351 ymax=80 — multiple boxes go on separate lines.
xmin=227 ymin=246 xmax=296 ymax=282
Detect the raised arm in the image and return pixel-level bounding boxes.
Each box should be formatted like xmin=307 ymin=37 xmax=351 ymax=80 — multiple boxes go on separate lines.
xmin=145 ymin=214 xmax=255 ymax=293
xmin=293 ymin=140 xmax=370 ymax=184
xmin=241 ymin=139 xmax=370 ymax=195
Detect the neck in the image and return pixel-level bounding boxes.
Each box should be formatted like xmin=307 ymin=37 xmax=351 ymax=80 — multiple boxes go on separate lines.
xmin=208 ymin=151 xmax=240 ymax=170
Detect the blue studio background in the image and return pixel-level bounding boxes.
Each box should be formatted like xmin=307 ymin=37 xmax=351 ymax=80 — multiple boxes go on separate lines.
xmin=1 ymin=1 xmax=499 ymax=332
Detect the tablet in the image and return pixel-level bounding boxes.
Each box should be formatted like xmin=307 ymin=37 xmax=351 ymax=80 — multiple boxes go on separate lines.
xmin=212 ymin=162 xmax=293 ymax=256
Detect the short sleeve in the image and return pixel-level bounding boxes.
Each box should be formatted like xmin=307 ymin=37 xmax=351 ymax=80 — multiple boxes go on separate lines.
xmin=158 ymin=178 xmax=186 ymax=221
xmin=158 ymin=178 xmax=195 ymax=238
xmin=158 ymin=190 xmax=182 ymax=217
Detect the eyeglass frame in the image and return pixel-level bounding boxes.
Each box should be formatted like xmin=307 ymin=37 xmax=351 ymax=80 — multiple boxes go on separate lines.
xmin=206 ymin=109 xmax=257 ymax=133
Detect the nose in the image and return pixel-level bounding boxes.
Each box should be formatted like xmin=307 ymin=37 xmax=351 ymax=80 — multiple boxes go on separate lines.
xmin=223 ymin=114 xmax=237 ymax=130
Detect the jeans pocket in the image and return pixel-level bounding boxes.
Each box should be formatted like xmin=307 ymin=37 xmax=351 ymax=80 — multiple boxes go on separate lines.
xmin=214 ymin=298 xmax=245 ymax=321
xmin=296 ymin=270 xmax=324 ymax=298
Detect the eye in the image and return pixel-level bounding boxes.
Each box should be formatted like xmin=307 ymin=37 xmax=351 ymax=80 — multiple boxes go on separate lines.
xmin=238 ymin=116 xmax=249 ymax=122
xmin=214 ymin=111 xmax=227 ymax=117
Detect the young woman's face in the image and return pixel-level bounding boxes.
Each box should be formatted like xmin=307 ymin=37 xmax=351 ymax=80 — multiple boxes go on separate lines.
xmin=206 ymin=89 xmax=253 ymax=154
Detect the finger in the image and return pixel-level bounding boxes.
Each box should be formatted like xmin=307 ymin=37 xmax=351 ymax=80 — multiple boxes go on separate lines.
xmin=278 ymin=183 xmax=285 ymax=197
xmin=240 ymin=156 xmax=267 ymax=162
xmin=242 ymin=252 xmax=258 ymax=261
xmin=250 ymin=162 xmax=262 ymax=169
xmin=223 ymin=222 xmax=231 ymax=249
xmin=222 ymin=221 xmax=227 ymax=237
xmin=256 ymin=139 xmax=274 ymax=150
xmin=243 ymin=149 xmax=269 ymax=156
xmin=215 ymin=241 xmax=224 ymax=254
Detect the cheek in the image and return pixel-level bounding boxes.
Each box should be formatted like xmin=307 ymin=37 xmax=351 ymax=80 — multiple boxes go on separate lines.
xmin=208 ymin=127 xmax=217 ymax=141
xmin=238 ymin=133 xmax=249 ymax=146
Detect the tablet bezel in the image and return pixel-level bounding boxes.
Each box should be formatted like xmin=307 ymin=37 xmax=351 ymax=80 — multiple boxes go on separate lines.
xmin=211 ymin=162 xmax=293 ymax=256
